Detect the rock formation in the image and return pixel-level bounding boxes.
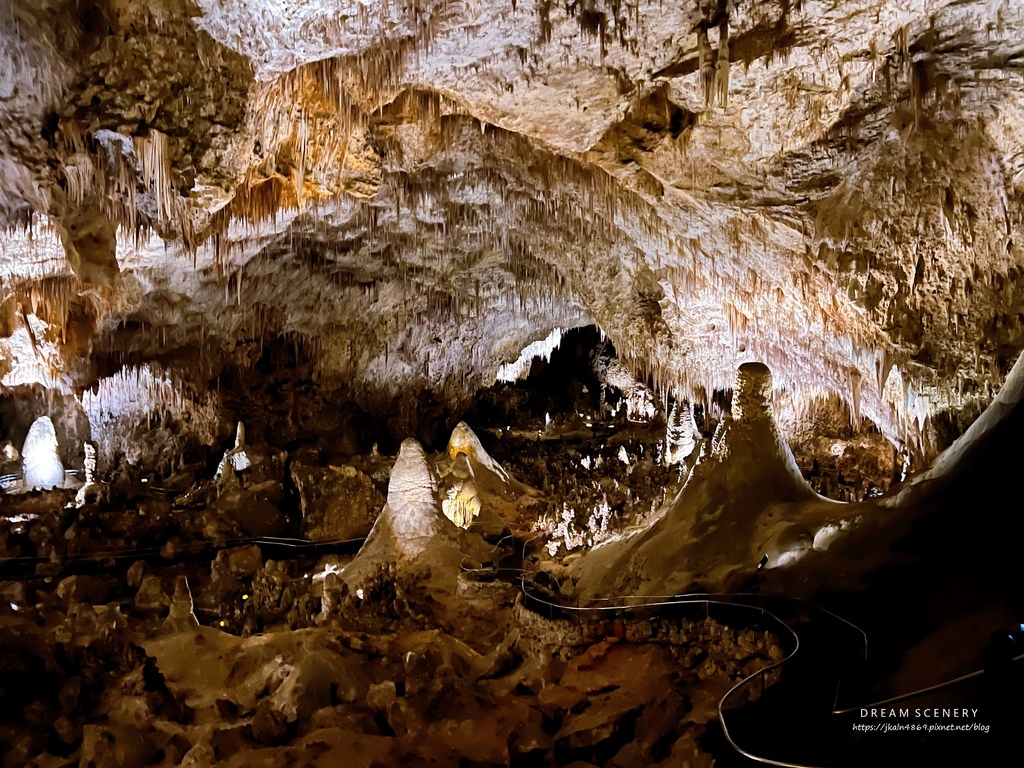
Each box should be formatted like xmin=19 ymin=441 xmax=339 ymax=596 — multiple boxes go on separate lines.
xmin=447 ymin=421 xmax=512 ymax=489
xmin=439 ymin=452 xmax=481 ymax=529
xmin=664 ymin=399 xmax=700 ymax=465
xmin=21 ymin=415 xmax=65 ymax=490
xmin=0 ymin=1 xmax=1021 ymax=454
xmin=342 ymin=438 xmax=489 ymax=592
xmin=292 ymin=462 xmax=384 ymax=541
xmin=572 ymin=361 xmax=832 ymax=595
xmin=73 ymin=441 xmax=101 ymax=507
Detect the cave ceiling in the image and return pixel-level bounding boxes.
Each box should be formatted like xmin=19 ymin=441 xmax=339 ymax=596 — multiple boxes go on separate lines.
xmin=2 ymin=0 xmax=1023 ymax=445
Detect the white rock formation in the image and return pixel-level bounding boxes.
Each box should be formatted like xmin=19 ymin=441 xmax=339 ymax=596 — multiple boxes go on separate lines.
xmin=216 ymin=421 xmax=251 ymax=485
xmin=342 ymin=438 xmax=478 ymax=592
xmin=74 ymin=442 xmax=101 ymax=507
xmin=664 ymin=400 xmax=699 ymax=465
xmin=79 ymin=364 xmax=223 ymax=472
xmin=385 ymin=438 xmax=448 ymax=553
xmin=496 ymin=327 xmax=565 ymax=383
xmin=21 ymin=416 xmax=65 ymax=490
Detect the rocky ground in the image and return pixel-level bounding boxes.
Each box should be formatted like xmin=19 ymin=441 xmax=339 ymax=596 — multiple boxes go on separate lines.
xmin=0 ymin=420 xmax=782 ymax=768
xmin=0 ymin=334 xmax=992 ymax=768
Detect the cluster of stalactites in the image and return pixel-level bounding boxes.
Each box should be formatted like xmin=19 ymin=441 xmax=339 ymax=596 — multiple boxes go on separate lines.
xmin=80 ymin=364 xmax=211 ymax=424
xmin=56 ymin=124 xmax=194 ymax=247
xmin=697 ymin=14 xmax=730 ymax=108
xmin=496 ymin=327 xmax=565 ymax=383
xmin=77 ymin=364 xmax=223 ymax=470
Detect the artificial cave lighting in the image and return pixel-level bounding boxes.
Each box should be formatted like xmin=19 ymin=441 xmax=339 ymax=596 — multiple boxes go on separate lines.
xmin=2 ymin=1 xmax=1024 ymax=766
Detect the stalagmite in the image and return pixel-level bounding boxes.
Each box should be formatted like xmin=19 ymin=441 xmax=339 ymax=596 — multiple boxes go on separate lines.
xmin=74 ymin=442 xmax=101 ymax=507
xmin=732 ymin=362 xmax=775 ymax=422
xmin=665 ymin=400 xmax=699 ymax=464
xmin=216 ymin=421 xmax=251 ymax=484
xmin=447 ymin=421 xmax=511 ymax=485
xmin=21 ymin=416 xmax=64 ymax=490
xmin=380 ymin=439 xmax=447 ymax=552
xmin=572 ymin=361 xmax=825 ymax=596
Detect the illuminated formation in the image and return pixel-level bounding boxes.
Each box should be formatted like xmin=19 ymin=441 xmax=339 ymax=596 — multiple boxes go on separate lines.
xmin=439 ymin=453 xmax=480 ymax=529
xmin=340 ymin=438 xmax=458 ymax=593
xmin=215 ymin=421 xmax=251 ymax=486
xmin=571 ymin=361 xmax=823 ymax=597
xmin=21 ymin=416 xmax=64 ymax=491
xmin=447 ymin=421 xmax=512 ymax=488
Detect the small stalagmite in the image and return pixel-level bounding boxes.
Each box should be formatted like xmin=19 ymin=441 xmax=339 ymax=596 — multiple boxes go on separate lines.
xmin=74 ymin=441 xmax=101 ymax=507
xmin=665 ymin=400 xmax=700 ymax=465
xmin=447 ymin=421 xmax=511 ymax=485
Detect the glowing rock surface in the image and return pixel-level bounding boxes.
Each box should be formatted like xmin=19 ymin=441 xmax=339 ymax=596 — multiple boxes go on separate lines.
xmin=21 ymin=416 xmax=65 ymax=490
xmin=440 ymin=453 xmax=481 ymax=529
xmin=448 ymin=421 xmax=511 ymax=485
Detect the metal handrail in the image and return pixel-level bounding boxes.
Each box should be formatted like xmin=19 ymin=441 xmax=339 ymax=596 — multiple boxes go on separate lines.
xmin=577 ymin=590 xmax=868 ymax=660
xmin=718 ymin=627 xmax=815 ymax=768
xmin=833 ymin=650 xmax=1024 ymax=716
xmin=0 ymin=533 xmax=368 ymax=569
xmin=516 ymin=575 xmax=843 ymax=768
xmin=458 ymin=531 xmax=868 ymax=768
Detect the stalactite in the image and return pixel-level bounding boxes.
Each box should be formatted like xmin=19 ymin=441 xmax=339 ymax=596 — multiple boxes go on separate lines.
xmin=134 ymin=130 xmax=175 ymax=225
xmin=698 ymin=25 xmax=715 ymax=108
xmin=715 ymin=16 xmax=730 ymax=108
